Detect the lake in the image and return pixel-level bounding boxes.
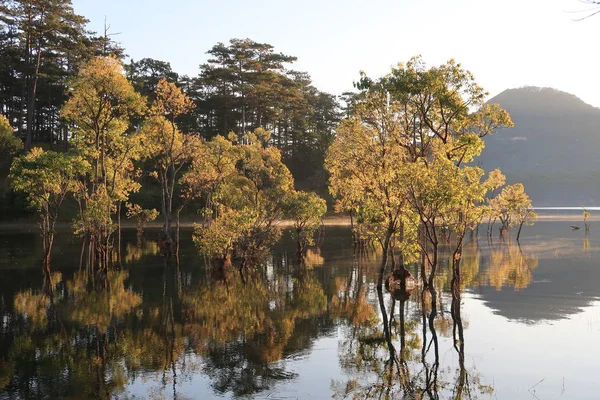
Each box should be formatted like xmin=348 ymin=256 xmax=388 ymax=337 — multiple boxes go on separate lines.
xmin=0 ymin=220 xmax=599 ymax=399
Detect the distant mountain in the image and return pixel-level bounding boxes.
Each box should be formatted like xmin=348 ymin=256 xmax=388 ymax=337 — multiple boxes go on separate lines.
xmin=479 ymin=87 xmax=600 ymax=206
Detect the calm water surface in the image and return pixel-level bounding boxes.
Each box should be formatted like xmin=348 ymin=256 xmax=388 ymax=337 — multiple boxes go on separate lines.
xmin=0 ymin=220 xmax=599 ymax=399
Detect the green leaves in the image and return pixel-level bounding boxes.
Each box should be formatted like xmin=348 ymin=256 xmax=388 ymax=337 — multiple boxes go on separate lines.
xmin=327 ymin=57 xmax=529 ymax=263
xmin=489 ymin=183 xmax=536 ymax=229
xmin=284 ymin=190 xmax=327 ymax=249
xmin=0 ymin=115 xmax=22 ymax=169
xmin=10 ymin=148 xmax=88 ymax=212
xmin=61 ymin=56 xmax=147 ymax=243
xmin=191 ymin=131 xmax=309 ymax=263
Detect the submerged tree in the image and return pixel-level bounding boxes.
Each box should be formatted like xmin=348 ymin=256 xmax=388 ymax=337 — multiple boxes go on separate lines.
xmin=61 ymin=55 xmax=146 ymax=270
xmin=125 ymin=202 xmax=159 ymax=235
xmin=484 ymin=169 xmax=506 ymax=237
xmin=326 ymin=91 xmax=418 ymax=287
xmin=10 ymin=148 xmax=88 ymax=265
xmin=584 ymin=208 xmax=591 ymax=232
xmin=327 ymin=57 xmax=517 ymax=289
xmin=141 ymin=78 xmax=199 ymax=249
xmin=489 ymin=183 xmax=536 ymax=240
xmin=284 ymin=190 xmax=327 ymax=258
xmin=192 ymin=131 xmax=295 ymax=273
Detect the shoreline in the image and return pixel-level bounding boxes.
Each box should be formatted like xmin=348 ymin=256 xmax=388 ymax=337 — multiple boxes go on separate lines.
xmin=0 ymin=214 xmax=597 ymax=232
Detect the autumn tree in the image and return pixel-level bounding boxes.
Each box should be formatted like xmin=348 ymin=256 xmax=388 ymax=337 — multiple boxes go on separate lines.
xmin=406 ymin=146 xmax=493 ymax=286
xmin=0 ymin=114 xmax=22 ymax=170
xmin=180 ymin=134 xmax=237 ymax=217
xmin=583 ymin=208 xmax=591 ymax=231
xmin=326 ymin=91 xmax=418 ymax=287
xmin=61 ymin=56 xmax=146 ymax=270
xmin=284 ymin=190 xmax=327 ymax=257
xmin=125 ymin=202 xmax=158 ymax=235
xmin=328 ymin=57 xmax=517 ymax=289
xmin=141 ymin=78 xmax=199 ymax=248
xmin=193 ymin=131 xmax=294 ymax=274
xmin=489 ymin=183 xmax=536 ymax=240
xmin=10 ymin=148 xmax=87 ymax=265
xmin=484 ymin=169 xmax=506 ymax=236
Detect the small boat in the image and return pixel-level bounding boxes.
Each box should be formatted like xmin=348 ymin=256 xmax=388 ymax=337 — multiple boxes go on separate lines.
xmin=570 ymin=225 xmax=580 ymax=230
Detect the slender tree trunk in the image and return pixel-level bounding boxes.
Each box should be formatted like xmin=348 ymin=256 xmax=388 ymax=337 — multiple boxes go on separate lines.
xmin=175 ymin=206 xmax=183 ymax=256
xmin=43 ymin=233 xmax=54 ymax=272
xmin=377 ymin=227 xmax=393 ymax=289
xmin=117 ymin=201 xmax=122 ymax=264
xmin=160 ymin=168 xmax=171 ymax=244
xmin=296 ymin=228 xmax=304 ymax=260
xmin=516 ymin=221 xmax=524 ymax=241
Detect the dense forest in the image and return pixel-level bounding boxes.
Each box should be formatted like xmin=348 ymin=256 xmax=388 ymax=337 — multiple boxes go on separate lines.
xmin=0 ymin=0 xmax=341 ymax=221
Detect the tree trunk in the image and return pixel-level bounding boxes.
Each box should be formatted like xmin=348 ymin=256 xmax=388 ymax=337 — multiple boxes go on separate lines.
xmin=516 ymin=221 xmax=524 ymax=241
xmin=377 ymin=228 xmax=393 ymax=289
xmin=117 ymin=201 xmax=122 ymax=264
xmin=160 ymin=168 xmax=171 ymax=244
xmin=175 ymin=207 xmax=182 ymax=256
xmin=427 ymin=240 xmax=439 ymax=288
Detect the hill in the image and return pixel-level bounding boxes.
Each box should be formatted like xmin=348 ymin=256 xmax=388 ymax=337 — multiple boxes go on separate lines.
xmin=479 ymin=87 xmax=600 ymax=206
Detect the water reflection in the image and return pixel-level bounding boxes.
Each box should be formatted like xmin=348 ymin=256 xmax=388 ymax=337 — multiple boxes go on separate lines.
xmin=332 ymin=275 xmax=493 ymax=399
xmin=184 ymin=269 xmax=328 ymax=396
xmin=486 ymin=241 xmax=539 ymax=291
xmin=1 ymin=224 xmax=600 ymax=398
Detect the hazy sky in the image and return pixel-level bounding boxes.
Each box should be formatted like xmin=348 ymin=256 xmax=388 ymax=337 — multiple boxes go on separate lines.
xmin=72 ymin=0 xmax=600 ymax=107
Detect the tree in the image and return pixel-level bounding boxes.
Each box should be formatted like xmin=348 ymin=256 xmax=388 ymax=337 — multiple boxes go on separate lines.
xmin=141 ymin=78 xmax=199 ymax=249
xmin=326 ymin=91 xmax=418 ymax=288
xmin=126 ymin=58 xmax=178 ymax=100
xmin=10 ymin=147 xmax=87 ymax=265
xmin=0 ymin=114 xmax=22 ymax=170
xmin=284 ymin=190 xmax=327 ymax=257
xmin=484 ymin=169 xmax=506 ymax=236
xmin=584 ymin=208 xmax=591 ymax=231
xmin=489 ymin=183 xmax=536 ymax=240
xmin=193 ymin=131 xmax=295 ymax=274
xmin=198 ymin=38 xmax=296 ymax=138
xmin=0 ymin=0 xmax=89 ymax=150
xmin=576 ymin=1 xmax=600 ymax=20
xmin=61 ymin=55 xmax=146 ymax=270
xmin=125 ymin=202 xmax=158 ymax=236
xmin=328 ymin=57 xmax=516 ymax=289
xmin=180 ymin=134 xmax=237 ymax=218
xmin=193 ymin=39 xmax=341 ymax=193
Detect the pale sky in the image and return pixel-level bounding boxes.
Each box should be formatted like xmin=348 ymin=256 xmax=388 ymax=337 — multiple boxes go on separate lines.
xmin=72 ymin=0 xmax=600 ymax=107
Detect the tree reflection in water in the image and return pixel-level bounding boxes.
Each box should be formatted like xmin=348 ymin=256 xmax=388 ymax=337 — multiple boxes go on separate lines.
xmin=0 ymin=230 xmax=523 ymax=399
xmin=0 ymin=244 xmax=332 ymax=399
xmin=332 ymin=254 xmax=494 ymax=400
xmin=183 ymin=265 xmax=327 ymax=396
